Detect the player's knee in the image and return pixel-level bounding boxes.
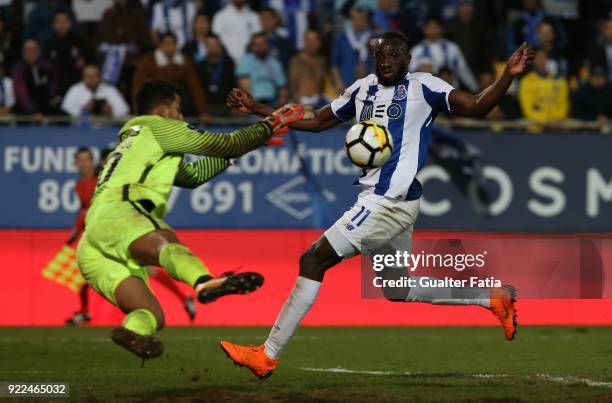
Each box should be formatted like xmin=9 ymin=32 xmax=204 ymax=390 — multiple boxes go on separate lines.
xmin=299 ymin=248 xmax=327 ymax=279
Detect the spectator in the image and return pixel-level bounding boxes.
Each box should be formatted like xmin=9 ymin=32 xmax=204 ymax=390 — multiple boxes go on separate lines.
xmin=409 ymin=16 xmax=479 ymax=92
xmin=265 ymin=0 xmax=314 ymax=51
xmin=132 ymin=32 xmax=209 ymax=120
xmin=194 ymin=34 xmax=236 ymax=116
xmin=43 ymin=10 xmax=93 ymax=95
xmin=288 ymin=30 xmax=327 ymax=108
xmin=588 ymin=18 xmax=612 ymax=83
xmin=507 ymin=0 xmax=546 ymax=51
xmin=151 ymin=0 xmax=197 ymax=48
xmin=259 ymin=7 xmax=293 ymax=69
xmin=479 ymin=71 xmax=521 ymax=120
xmin=11 ymin=40 xmax=61 ymax=118
xmin=0 ymin=65 xmax=15 ymax=114
xmin=72 ymin=0 xmax=113 ymax=48
xmin=397 ymin=0 xmax=442 ymax=48
xmin=535 ymin=20 xmax=568 ymax=76
xmin=371 ymin=0 xmax=400 ymax=35
xmin=99 ymin=0 xmax=153 ymax=96
xmin=236 ymin=32 xmax=287 ymax=106
xmin=415 ymin=57 xmax=434 ymax=73
xmin=330 ymin=8 xmax=372 ymax=93
xmin=445 ymin=0 xmax=491 ymax=77
xmin=24 ymin=0 xmax=72 ymax=46
xmin=212 ymin=0 xmax=261 ymax=63
xmin=183 ymin=12 xmax=210 ymax=63
xmin=506 ymin=0 xmax=567 ymax=57
xmin=61 ymin=64 xmax=129 ymax=119
xmin=437 ymin=66 xmax=454 ymax=85
xmin=572 ymin=66 xmax=612 ymax=123
xmin=0 ymin=13 xmax=18 ymax=70
xmin=518 ymin=48 xmax=569 ymax=123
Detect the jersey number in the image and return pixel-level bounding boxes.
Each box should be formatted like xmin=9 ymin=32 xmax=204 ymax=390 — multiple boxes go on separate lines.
xmin=97 ymin=152 xmax=123 ymax=187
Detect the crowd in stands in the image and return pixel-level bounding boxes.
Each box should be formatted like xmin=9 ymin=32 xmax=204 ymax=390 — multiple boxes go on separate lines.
xmin=0 ymin=0 xmax=611 ymax=127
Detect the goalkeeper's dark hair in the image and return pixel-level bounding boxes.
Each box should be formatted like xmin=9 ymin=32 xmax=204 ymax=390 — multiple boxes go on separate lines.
xmin=134 ymin=80 xmax=181 ymax=115
xmin=376 ymin=31 xmax=410 ymax=54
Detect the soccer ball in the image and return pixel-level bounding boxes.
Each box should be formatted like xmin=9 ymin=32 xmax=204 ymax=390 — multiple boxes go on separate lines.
xmin=344 ymin=120 xmax=394 ymax=168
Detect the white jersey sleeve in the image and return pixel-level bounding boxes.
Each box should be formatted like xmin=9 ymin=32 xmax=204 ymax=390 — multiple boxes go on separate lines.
xmin=411 ymin=72 xmax=456 ymax=114
xmin=330 ymin=79 xmax=363 ymax=122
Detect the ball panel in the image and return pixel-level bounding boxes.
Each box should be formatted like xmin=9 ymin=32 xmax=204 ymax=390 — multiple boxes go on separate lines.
xmin=345 ymin=121 xmax=394 ymax=168
xmin=346 ymin=142 xmax=372 ymax=167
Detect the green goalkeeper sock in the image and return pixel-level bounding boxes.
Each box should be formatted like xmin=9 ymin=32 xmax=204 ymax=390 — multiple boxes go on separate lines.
xmin=122 ymin=309 xmax=157 ymax=336
xmin=159 ymin=243 xmax=210 ymax=287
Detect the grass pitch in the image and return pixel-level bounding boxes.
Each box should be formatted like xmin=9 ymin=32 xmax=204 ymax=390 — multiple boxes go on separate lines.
xmin=1 ymin=326 xmax=611 ymax=402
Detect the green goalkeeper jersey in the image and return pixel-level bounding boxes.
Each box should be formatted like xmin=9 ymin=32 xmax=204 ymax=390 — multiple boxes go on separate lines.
xmin=90 ymin=115 xmax=272 ymax=218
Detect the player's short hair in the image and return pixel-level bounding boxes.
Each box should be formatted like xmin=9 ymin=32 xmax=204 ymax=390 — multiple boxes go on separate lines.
xmin=75 ymin=146 xmax=93 ymax=159
xmin=376 ymin=31 xmax=410 ymax=53
xmin=134 ymin=80 xmax=181 ymax=115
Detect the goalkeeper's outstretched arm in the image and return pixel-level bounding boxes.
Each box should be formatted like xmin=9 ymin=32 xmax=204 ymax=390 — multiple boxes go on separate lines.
xmin=173 ymin=157 xmax=231 ymax=189
xmin=152 ymin=119 xmax=273 ymax=158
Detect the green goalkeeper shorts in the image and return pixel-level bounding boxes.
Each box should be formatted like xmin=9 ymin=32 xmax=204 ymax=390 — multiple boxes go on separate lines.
xmin=76 ymin=200 xmax=170 ymax=305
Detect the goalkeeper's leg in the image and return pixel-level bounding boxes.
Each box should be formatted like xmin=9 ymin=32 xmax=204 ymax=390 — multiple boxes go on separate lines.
xmin=112 ymin=276 xmax=166 ymax=359
xmin=77 ymin=237 xmax=164 ymax=359
xmin=129 ymin=228 xmax=263 ymax=304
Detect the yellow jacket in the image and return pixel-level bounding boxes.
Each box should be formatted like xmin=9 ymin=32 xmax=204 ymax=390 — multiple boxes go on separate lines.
xmin=518 ymin=71 xmax=569 ymax=122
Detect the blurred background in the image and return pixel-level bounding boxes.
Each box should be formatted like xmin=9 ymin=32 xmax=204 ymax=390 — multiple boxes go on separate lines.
xmin=1 ymin=0 xmax=612 ymax=328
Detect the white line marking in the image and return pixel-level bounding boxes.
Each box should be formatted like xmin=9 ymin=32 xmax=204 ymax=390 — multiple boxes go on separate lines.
xmin=299 ymin=368 xmax=612 ymax=389
xmin=536 ymin=374 xmax=612 ymax=389
xmin=301 ymin=367 xmax=415 ymax=376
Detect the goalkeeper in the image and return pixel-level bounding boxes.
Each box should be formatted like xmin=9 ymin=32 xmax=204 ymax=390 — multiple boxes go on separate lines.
xmin=77 ymin=80 xmax=306 ymax=360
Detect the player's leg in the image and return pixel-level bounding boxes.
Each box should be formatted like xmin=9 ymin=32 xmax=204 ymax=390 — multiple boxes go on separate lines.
xmin=129 ymin=228 xmax=263 ymax=303
xmin=111 ymin=276 xmax=166 ymax=359
xmin=220 ymin=198 xmax=374 ymax=378
xmin=147 ymin=266 xmax=197 ymax=321
xmin=379 ymin=231 xmax=517 ymax=340
xmin=77 ymin=236 xmax=164 ymax=359
xmin=263 ymin=235 xmax=343 ymax=357
xmin=221 ymin=234 xmax=343 ymax=379
xmin=65 ymin=284 xmax=91 ymax=326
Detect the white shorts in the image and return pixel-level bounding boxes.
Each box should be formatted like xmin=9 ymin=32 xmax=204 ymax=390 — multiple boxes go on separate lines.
xmin=324 ymin=190 xmax=420 ymax=258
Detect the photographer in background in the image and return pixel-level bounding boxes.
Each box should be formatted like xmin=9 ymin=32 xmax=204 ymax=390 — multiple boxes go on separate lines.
xmin=61 ymin=64 xmax=129 ymax=119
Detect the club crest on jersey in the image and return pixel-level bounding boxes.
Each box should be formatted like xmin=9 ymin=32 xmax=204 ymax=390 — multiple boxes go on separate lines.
xmin=393 ymin=84 xmax=407 ymax=101
xmin=387 ymin=103 xmax=402 ymax=119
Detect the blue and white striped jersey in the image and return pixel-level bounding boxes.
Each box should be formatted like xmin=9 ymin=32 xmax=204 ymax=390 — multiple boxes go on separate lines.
xmin=331 ymin=72 xmax=455 ymax=201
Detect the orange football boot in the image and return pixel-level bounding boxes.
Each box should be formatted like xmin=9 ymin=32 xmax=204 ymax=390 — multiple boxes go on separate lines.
xmin=220 ymin=341 xmax=278 ymax=380
xmin=489 ymin=285 xmax=518 ymax=341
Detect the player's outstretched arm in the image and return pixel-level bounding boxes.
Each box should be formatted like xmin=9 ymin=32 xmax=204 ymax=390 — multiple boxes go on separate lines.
xmin=151 ymin=105 xmax=305 ymax=158
xmin=449 ymin=42 xmax=534 ymax=118
xmin=173 ymin=157 xmax=231 ymax=189
xmin=227 ymin=88 xmax=341 ymax=133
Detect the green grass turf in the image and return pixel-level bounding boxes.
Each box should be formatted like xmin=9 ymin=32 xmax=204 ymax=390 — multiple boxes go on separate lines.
xmin=1 ymin=326 xmax=612 ymax=402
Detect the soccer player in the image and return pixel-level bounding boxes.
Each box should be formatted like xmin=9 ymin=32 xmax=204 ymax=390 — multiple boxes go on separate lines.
xmin=76 ymin=80 xmax=306 ymax=360
xmin=65 ymin=147 xmax=97 ymax=326
xmin=65 ymin=148 xmax=199 ymax=324
xmin=221 ymin=32 xmax=534 ymax=379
